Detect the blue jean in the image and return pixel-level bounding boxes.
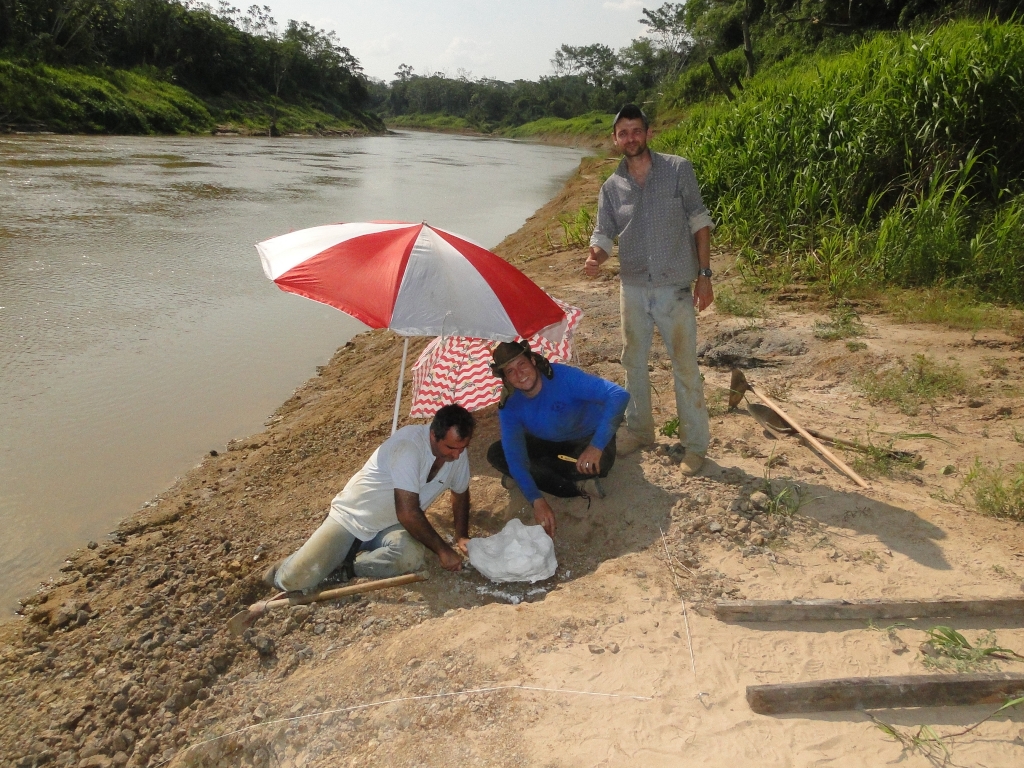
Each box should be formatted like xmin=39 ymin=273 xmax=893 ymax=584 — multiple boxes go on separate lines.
xmin=274 ymin=518 xmax=425 ymax=592
xmin=620 ymin=282 xmax=710 ymax=453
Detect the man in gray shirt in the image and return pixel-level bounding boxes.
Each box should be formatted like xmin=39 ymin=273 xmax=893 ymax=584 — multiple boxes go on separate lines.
xmin=586 ymin=104 xmax=715 ymax=475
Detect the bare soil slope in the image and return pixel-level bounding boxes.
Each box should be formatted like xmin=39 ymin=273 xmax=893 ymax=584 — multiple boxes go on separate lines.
xmin=2 ymin=158 xmax=1024 ymax=768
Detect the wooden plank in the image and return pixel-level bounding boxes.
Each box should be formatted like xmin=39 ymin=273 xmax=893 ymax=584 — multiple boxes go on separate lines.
xmin=748 ymin=673 xmax=1024 ymax=714
xmin=715 ymin=597 xmax=1024 ymax=623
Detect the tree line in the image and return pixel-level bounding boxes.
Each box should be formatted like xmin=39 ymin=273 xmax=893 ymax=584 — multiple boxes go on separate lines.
xmin=369 ymin=0 xmax=1023 ymax=130
xmin=0 ymin=0 xmax=371 ymax=117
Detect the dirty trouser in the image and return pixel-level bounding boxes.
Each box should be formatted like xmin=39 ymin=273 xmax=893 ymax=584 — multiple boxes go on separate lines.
xmin=620 ymin=282 xmax=709 ymax=453
xmin=486 ymin=433 xmax=617 ymax=498
xmin=274 ymin=517 xmax=425 ymax=592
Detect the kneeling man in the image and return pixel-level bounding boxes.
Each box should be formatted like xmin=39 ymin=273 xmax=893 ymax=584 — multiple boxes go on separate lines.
xmin=267 ymin=404 xmax=475 ymax=592
xmin=486 ymin=341 xmax=629 ymax=538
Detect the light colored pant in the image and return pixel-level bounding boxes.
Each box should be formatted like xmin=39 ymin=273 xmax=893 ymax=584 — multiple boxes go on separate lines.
xmin=274 ymin=518 xmax=425 ymax=592
xmin=620 ymin=282 xmax=710 ymax=453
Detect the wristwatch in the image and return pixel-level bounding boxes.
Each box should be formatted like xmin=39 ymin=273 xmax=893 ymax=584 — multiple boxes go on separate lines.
xmin=698 ymin=267 xmax=713 ymax=278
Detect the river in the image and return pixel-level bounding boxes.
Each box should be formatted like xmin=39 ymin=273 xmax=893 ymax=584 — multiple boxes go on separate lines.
xmin=0 ymin=131 xmax=586 ymax=617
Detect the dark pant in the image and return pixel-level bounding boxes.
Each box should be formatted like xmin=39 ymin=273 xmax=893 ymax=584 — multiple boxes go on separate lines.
xmin=486 ymin=434 xmax=617 ymax=498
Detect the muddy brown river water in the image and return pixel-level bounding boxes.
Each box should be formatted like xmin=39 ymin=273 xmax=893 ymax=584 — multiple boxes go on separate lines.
xmin=0 ymin=131 xmax=586 ymax=617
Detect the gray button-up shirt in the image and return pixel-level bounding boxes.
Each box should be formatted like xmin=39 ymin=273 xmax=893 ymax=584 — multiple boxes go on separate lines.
xmin=590 ymin=151 xmax=715 ymax=288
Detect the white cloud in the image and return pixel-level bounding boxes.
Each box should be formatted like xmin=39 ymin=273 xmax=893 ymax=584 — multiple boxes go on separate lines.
xmin=359 ymin=33 xmax=403 ymax=55
xmin=438 ymin=36 xmax=494 ymax=69
xmin=603 ymin=0 xmax=645 ymax=10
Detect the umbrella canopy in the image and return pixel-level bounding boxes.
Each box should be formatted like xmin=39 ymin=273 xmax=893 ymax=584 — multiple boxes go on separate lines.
xmin=256 ymin=221 xmax=567 ymax=342
xmin=409 ymin=299 xmax=582 ymax=418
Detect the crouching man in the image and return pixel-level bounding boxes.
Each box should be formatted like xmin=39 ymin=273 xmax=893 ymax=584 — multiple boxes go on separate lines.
xmin=266 ymin=404 xmax=475 ymax=592
xmin=486 ymin=341 xmax=629 ymax=538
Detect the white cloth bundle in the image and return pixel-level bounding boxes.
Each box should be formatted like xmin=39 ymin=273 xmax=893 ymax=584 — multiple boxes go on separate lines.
xmin=466 ymin=518 xmax=557 ymax=583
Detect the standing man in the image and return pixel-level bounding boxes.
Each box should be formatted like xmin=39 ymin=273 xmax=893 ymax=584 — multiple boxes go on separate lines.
xmin=485 ymin=341 xmax=629 ymax=538
xmin=265 ymin=404 xmax=475 ymax=593
xmin=586 ymin=103 xmax=715 ymax=475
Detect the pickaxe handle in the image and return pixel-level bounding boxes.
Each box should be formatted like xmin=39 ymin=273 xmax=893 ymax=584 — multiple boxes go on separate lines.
xmin=749 ymin=387 xmax=869 ymax=489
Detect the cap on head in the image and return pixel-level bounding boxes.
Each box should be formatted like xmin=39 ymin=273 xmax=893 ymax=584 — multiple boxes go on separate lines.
xmin=613 ymin=103 xmax=649 ymax=131
xmin=489 ymin=340 xmax=530 ymax=376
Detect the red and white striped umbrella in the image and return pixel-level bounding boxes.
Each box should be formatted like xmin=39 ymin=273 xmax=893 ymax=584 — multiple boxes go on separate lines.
xmin=256 ymin=221 xmax=567 ymax=341
xmin=409 ymin=299 xmax=582 ymax=418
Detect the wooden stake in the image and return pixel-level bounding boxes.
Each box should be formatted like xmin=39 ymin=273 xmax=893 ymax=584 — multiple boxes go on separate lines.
xmin=748 ymin=673 xmax=1024 ymax=714
xmin=716 ymin=597 xmax=1024 ymax=623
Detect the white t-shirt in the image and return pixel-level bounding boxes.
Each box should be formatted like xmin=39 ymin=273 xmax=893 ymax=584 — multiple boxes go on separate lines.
xmin=328 ymin=425 xmax=470 ymax=540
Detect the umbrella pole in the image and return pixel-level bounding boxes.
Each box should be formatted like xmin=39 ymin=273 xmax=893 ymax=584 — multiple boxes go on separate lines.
xmin=391 ymin=336 xmax=410 ymax=435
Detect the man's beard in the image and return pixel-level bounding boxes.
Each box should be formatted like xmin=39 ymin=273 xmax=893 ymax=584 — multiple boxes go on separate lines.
xmin=622 ymin=142 xmax=648 ymax=158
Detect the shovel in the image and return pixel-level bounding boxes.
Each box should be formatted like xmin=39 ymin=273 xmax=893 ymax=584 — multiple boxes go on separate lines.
xmin=226 ymin=572 xmax=427 ymax=636
xmin=746 ymin=402 xmax=921 ymax=462
xmin=729 ymin=368 xmax=869 ymax=489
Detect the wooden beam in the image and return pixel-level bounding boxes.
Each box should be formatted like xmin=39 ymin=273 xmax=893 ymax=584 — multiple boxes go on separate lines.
xmin=715 ymin=597 xmax=1024 ymax=623
xmin=748 ymin=673 xmax=1024 ymax=714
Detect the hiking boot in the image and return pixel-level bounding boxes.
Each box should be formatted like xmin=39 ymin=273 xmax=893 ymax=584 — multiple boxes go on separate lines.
xmin=616 ymin=429 xmax=653 ymax=456
xmin=262 ymin=558 xmax=285 ymax=590
xmin=679 ymin=451 xmax=706 ymax=477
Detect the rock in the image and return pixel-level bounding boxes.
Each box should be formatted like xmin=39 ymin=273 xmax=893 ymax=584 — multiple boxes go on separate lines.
xmin=749 ymin=491 xmax=769 ymax=510
xmin=707 ymin=521 xmax=723 ymax=533
xmin=588 ymin=644 xmax=604 ymax=654
xmin=111 ymin=753 xmax=129 ymax=768
xmin=87 ymin=541 xmax=99 ymax=550
xmin=79 ymin=756 xmax=112 ymax=768
xmin=607 ymin=642 xmax=620 ymax=654
xmin=253 ymin=635 xmax=275 ymax=656
xmin=749 ymin=534 xmax=766 ymax=546
xmin=253 ymin=704 xmax=269 ymax=722
xmin=635 ymin=570 xmax=647 ymax=579
xmin=734 ymin=519 xmax=750 ymax=533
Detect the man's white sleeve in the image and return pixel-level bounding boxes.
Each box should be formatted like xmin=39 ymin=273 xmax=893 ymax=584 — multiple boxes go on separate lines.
xmin=589 ymin=186 xmax=616 ymax=255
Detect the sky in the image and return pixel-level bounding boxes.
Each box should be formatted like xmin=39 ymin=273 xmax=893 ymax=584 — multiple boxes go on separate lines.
xmin=259 ymin=0 xmax=653 ymax=82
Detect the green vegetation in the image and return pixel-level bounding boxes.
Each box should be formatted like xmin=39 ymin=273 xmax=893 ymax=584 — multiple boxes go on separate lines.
xmin=882 ymin=287 xmax=1022 ymax=332
xmin=855 ymin=354 xmax=972 ymax=415
xmin=655 ymin=18 xmax=1024 ymax=304
xmin=812 ymin=305 xmax=865 ymax=340
xmin=712 ymin=288 xmax=764 ymax=318
xmin=920 ymin=625 xmax=1024 ymax=672
xmin=0 ymin=0 xmax=381 ymax=135
xmin=963 ymin=460 xmax=1024 ymax=521
xmin=385 ymin=113 xmax=479 ymax=132
xmin=559 ymin=207 xmax=596 ymax=249
xmin=501 ymin=112 xmax=613 ymax=139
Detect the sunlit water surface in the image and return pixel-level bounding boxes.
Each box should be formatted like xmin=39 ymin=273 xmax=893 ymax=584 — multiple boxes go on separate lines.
xmin=0 ymin=132 xmax=585 ymax=616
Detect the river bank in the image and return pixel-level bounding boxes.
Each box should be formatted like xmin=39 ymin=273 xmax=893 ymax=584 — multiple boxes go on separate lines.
xmin=2 ymin=157 xmax=1024 ymax=767
xmin=0 ymin=60 xmax=384 ymax=136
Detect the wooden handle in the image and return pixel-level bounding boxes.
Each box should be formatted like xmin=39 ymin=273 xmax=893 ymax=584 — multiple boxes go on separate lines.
xmin=264 ymin=572 xmax=427 ymax=610
xmin=749 ymin=387 xmax=869 ymax=489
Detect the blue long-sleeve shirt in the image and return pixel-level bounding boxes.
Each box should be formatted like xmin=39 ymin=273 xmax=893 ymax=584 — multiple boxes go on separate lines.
xmin=498 ymin=363 xmax=629 ymax=502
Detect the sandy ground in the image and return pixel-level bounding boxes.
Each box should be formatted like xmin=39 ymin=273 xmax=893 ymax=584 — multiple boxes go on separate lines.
xmin=2 ymin=157 xmax=1024 ymax=768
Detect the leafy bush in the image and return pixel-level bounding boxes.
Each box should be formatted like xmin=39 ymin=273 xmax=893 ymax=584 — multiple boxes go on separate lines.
xmin=654 ymin=19 xmax=1024 ymax=303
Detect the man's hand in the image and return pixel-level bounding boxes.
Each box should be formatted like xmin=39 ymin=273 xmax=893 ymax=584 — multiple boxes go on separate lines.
xmin=455 ymin=537 xmax=470 ymax=556
xmin=694 ymin=275 xmax=714 ymax=313
xmin=576 ymin=445 xmax=603 ymax=476
xmin=585 ymin=246 xmax=609 ymax=277
xmin=438 ymin=545 xmax=463 ymax=572
xmin=533 ymin=498 xmax=556 ymax=538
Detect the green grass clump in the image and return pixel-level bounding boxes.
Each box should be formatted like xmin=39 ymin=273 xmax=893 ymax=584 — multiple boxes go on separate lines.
xmin=501 ymin=112 xmax=613 ymax=139
xmin=855 ymin=354 xmax=972 ymax=415
xmin=653 ymin=19 xmax=1024 ymax=304
xmin=963 ymin=460 xmax=1024 ymax=522
xmin=920 ymin=625 xmax=1024 ymax=672
xmin=813 ymin=305 xmax=865 ymax=340
xmin=882 ymin=287 xmax=1022 ymax=332
xmin=559 ymin=206 xmax=595 ymax=248
xmin=715 ymin=288 xmax=765 ymax=318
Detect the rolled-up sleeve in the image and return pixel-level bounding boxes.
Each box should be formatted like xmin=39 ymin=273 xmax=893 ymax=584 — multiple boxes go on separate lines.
xmin=589 ymin=186 xmax=616 ymax=255
xmin=678 ymin=161 xmax=715 ymax=234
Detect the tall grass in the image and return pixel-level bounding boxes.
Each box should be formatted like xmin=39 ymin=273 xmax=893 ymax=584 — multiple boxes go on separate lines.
xmin=654 ymin=19 xmax=1024 ymax=304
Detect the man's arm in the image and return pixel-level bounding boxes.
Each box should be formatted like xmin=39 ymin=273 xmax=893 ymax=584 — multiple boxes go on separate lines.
xmin=451 ymin=489 xmax=470 ymax=555
xmin=586 ymin=186 xmax=617 ymax=277
xmin=693 ymin=226 xmax=714 ymax=312
xmin=394 ymin=489 xmax=463 ymax=571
